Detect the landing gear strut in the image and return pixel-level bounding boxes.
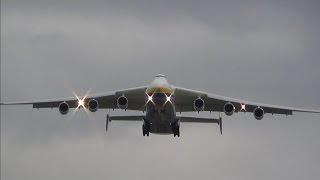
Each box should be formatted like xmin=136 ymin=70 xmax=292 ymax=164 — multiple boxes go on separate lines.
xmin=171 ymin=120 xmax=180 ymax=137
xmin=142 ymin=118 xmax=151 ymax=136
xmin=106 ymin=114 xmax=110 ymax=132
xmin=218 ymin=113 xmax=222 ymax=135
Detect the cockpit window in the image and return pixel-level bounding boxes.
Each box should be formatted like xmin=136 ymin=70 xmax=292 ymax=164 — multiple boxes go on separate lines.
xmin=155 ymin=74 xmax=166 ymax=78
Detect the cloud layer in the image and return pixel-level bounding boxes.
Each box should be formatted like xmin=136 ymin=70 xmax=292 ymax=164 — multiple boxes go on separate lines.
xmin=1 ymin=0 xmax=320 ymax=180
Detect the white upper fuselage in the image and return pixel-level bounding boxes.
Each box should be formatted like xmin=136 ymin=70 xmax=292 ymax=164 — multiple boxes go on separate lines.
xmin=146 ymin=74 xmax=173 ymax=94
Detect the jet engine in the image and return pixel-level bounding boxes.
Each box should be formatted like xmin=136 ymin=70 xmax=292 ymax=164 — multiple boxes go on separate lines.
xmin=88 ymin=99 xmax=99 ymax=112
xmin=254 ymin=107 xmax=264 ymax=120
xmin=59 ymin=102 xmax=69 ymax=115
xmin=117 ymin=96 xmax=128 ymax=109
xmin=194 ymin=98 xmax=205 ymax=111
xmin=224 ymin=102 xmax=235 ymax=116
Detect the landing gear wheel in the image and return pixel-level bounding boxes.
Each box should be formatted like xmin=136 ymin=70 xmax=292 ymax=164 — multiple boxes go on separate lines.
xmin=142 ymin=121 xmax=150 ymax=136
xmin=171 ymin=123 xmax=180 ymax=137
xmin=174 ymin=126 xmax=180 ymax=137
xmin=142 ymin=124 xmax=150 ymax=136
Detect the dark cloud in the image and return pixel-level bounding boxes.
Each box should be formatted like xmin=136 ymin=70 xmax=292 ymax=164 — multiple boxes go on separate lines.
xmin=1 ymin=0 xmax=320 ymax=180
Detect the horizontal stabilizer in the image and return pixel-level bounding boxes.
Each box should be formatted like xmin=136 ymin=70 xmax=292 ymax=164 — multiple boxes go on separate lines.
xmin=109 ymin=115 xmax=144 ymax=121
xmin=178 ymin=116 xmax=220 ymax=123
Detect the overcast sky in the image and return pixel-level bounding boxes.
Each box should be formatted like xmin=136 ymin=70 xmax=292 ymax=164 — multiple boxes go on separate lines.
xmin=1 ymin=0 xmax=320 ymax=180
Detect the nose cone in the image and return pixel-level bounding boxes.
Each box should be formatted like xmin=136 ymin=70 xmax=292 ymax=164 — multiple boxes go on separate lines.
xmin=148 ymin=74 xmax=171 ymax=89
xmin=146 ymin=74 xmax=173 ymax=94
xmin=146 ymin=74 xmax=174 ymax=107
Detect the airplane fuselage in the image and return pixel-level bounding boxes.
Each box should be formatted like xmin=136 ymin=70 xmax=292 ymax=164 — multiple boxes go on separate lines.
xmin=145 ymin=74 xmax=177 ymax=134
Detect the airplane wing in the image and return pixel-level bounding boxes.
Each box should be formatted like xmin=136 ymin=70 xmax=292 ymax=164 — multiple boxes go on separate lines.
xmin=1 ymin=86 xmax=147 ymax=111
xmin=2 ymin=85 xmax=319 ymax=115
xmin=174 ymin=87 xmax=320 ymax=115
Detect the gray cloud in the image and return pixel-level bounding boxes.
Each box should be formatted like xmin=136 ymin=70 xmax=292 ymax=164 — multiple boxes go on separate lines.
xmin=1 ymin=0 xmax=320 ymax=180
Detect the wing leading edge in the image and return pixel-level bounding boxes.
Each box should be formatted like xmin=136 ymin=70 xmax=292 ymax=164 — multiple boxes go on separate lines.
xmin=1 ymin=86 xmax=147 ymax=111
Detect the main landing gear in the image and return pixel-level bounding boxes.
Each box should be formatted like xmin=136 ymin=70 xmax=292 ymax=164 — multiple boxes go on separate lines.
xmin=142 ymin=118 xmax=151 ymax=136
xmin=171 ymin=120 xmax=180 ymax=137
xmin=217 ymin=113 xmax=223 ymax=135
xmin=106 ymin=114 xmax=110 ymax=132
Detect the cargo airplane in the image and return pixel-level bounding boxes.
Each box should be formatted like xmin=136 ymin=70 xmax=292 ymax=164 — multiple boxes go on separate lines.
xmin=1 ymin=74 xmax=320 ymax=137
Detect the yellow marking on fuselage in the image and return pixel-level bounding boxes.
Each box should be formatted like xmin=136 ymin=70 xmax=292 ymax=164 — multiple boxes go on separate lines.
xmin=146 ymin=87 xmax=174 ymax=94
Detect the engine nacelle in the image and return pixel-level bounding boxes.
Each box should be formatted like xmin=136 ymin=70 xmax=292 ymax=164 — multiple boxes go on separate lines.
xmin=59 ymin=102 xmax=69 ymax=115
xmin=254 ymin=107 xmax=264 ymax=120
xmin=88 ymin=99 xmax=99 ymax=112
xmin=224 ymin=102 xmax=235 ymax=116
xmin=117 ymin=96 xmax=128 ymax=110
xmin=194 ymin=98 xmax=205 ymax=111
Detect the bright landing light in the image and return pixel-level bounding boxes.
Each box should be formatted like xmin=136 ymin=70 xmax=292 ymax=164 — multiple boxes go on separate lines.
xmin=77 ymin=98 xmax=85 ymax=108
xmin=73 ymin=91 xmax=90 ymax=110
xmin=145 ymin=93 xmax=155 ymax=106
xmin=70 ymin=91 xmax=94 ymax=121
xmin=145 ymin=93 xmax=173 ymax=108
xmin=240 ymin=103 xmax=246 ymax=112
xmin=165 ymin=94 xmax=172 ymax=104
xmin=148 ymin=94 xmax=153 ymax=102
xmin=161 ymin=94 xmax=173 ymax=108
